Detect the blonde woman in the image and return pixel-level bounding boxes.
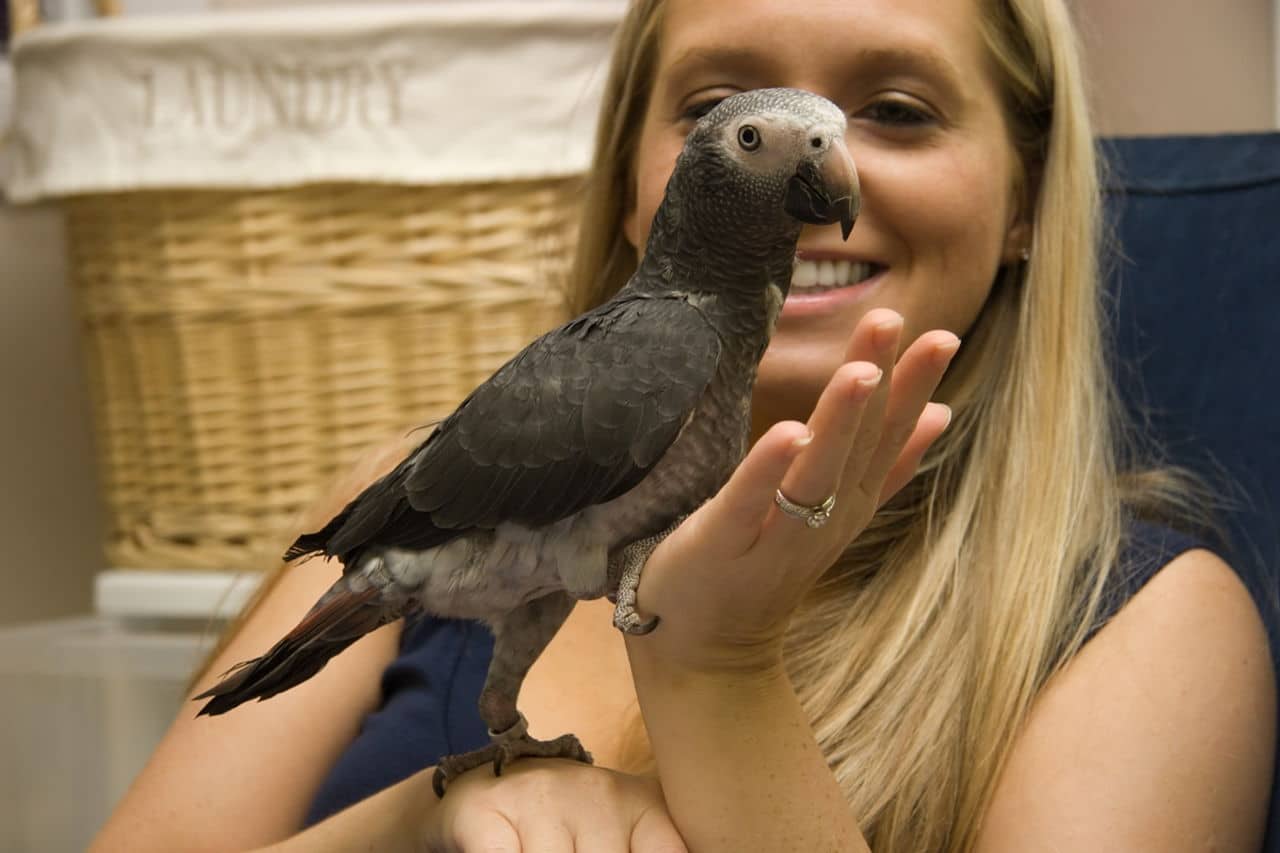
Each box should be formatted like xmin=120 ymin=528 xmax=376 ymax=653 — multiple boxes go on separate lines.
xmin=94 ymin=0 xmax=1275 ymax=851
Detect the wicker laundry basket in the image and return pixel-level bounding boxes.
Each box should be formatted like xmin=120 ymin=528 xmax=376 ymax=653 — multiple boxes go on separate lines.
xmin=5 ymin=2 xmax=625 ymax=571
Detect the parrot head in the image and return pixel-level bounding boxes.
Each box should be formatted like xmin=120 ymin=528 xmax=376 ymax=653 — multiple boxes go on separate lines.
xmin=683 ymin=87 xmax=859 ymax=243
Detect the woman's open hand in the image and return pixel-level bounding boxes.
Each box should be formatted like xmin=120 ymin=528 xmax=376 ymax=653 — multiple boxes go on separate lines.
xmin=629 ymin=308 xmax=958 ymax=675
xmin=425 ymin=760 xmax=685 ymax=853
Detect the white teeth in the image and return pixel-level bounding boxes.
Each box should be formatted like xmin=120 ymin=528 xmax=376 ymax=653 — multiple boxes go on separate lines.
xmin=818 ymin=260 xmax=836 ymax=286
xmin=790 ymin=259 xmax=879 ymax=291
xmin=793 ymin=261 xmax=818 ymax=288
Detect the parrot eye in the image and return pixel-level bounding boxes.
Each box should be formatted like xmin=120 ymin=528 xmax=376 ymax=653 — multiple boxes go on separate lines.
xmin=737 ymin=124 xmax=761 ymax=151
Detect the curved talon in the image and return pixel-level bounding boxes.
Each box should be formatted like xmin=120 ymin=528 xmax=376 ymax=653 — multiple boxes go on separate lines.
xmin=432 ymin=763 xmax=453 ymax=799
xmin=614 ymin=609 xmax=661 ymax=635
xmin=493 ymin=744 xmax=511 ymax=777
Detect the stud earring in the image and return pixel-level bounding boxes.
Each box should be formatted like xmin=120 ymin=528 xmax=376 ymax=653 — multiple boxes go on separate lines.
xmin=1019 ymin=247 xmax=1031 ymax=263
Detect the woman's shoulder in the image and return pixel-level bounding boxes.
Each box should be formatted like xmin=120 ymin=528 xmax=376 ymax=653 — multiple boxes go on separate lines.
xmin=1115 ymin=518 xmax=1215 ymax=587
xmin=1082 ymin=519 xmax=1273 ymax=767
xmin=980 ymin=540 xmax=1275 ymax=848
xmin=1086 ymin=518 xmax=1225 ymax=643
xmin=1107 ymin=535 xmax=1259 ymax=643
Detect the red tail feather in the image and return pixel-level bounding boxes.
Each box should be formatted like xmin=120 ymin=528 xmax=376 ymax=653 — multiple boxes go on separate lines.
xmin=194 ymin=585 xmax=386 ymax=716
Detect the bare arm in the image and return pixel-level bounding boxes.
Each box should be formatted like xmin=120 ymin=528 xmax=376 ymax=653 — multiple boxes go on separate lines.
xmin=254 ymin=768 xmax=436 ymax=853
xmin=258 ymin=757 xmax=686 ymax=853
xmin=627 ymin=644 xmax=868 ymax=853
xmin=92 ymin=435 xmax=420 ymax=853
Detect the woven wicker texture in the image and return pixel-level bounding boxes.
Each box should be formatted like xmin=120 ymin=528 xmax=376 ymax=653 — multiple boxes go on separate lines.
xmin=63 ymin=179 xmax=577 ymax=571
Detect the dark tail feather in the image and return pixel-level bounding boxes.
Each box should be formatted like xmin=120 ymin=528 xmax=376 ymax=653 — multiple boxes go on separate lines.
xmin=283 ymin=509 xmax=351 ymax=563
xmin=194 ymin=584 xmax=386 ymax=716
xmin=283 ymin=463 xmax=415 ymax=564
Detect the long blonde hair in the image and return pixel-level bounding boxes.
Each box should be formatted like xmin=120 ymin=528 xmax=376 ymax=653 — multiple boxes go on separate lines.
xmin=576 ymin=1 xmax=1194 ymax=849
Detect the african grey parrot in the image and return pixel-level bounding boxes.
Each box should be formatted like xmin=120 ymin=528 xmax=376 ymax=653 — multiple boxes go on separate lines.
xmin=195 ymin=88 xmax=859 ymax=796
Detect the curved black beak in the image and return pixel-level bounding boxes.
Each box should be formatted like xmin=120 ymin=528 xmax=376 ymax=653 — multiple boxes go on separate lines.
xmin=784 ymin=137 xmax=859 ymax=240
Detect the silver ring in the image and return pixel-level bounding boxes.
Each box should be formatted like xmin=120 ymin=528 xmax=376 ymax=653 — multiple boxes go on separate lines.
xmin=774 ymin=489 xmax=836 ymax=528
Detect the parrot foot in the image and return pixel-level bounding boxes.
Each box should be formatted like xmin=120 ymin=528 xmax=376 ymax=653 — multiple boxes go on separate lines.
xmin=610 ymin=522 xmax=684 ymax=635
xmin=612 ymin=536 xmax=658 ymax=633
xmin=431 ymin=714 xmax=593 ymax=798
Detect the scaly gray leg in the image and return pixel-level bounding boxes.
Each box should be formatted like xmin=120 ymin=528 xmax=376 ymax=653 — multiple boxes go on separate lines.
xmin=432 ymin=591 xmax=590 ymax=797
xmin=609 ymin=519 xmax=683 ymax=635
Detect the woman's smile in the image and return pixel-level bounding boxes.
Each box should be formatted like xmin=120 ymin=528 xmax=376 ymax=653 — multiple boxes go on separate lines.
xmin=782 ymin=250 xmax=888 ymax=318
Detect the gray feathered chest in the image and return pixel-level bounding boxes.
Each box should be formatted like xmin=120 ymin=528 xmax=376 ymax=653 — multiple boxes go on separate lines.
xmin=581 ymin=284 xmax=784 ymax=543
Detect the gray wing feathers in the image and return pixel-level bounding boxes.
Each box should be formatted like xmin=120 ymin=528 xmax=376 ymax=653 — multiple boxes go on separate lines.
xmin=404 ymin=296 xmax=720 ymax=530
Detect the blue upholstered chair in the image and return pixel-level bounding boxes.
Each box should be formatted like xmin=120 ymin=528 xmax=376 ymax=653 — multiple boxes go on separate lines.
xmin=1101 ymin=131 xmax=1280 ymax=847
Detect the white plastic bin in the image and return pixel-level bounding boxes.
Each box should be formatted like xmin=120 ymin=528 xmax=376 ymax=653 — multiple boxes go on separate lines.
xmin=0 ymin=616 xmax=216 ymax=852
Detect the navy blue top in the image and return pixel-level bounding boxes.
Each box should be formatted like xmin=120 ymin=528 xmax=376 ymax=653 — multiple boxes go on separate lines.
xmin=304 ymin=520 xmax=1209 ymax=825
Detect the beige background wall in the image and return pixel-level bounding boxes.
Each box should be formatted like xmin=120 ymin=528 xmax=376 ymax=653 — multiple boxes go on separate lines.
xmin=0 ymin=203 xmax=103 ymax=625
xmin=0 ymin=2 xmax=1277 ymax=626
xmin=1075 ymin=0 xmax=1276 ymax=135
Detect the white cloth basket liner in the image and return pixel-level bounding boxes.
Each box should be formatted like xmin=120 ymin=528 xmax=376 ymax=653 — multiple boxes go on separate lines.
xmin=3 ymin=1 xmax=626 ymax=202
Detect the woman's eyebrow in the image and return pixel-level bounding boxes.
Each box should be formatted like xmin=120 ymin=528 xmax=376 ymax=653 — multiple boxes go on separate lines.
xmin=661 ymin=42 xmax=967 ymax=100
xmin=852 ymin=45 xmax=964 ymax=87
xmin=851 ymin=44 xmax=970 ymax=107
xmin=661 ymin=44 xmax=774 ymax=84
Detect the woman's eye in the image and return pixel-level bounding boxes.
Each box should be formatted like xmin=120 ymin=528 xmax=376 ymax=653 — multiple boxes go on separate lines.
xmin=860 ymin=98 xmax=936 ymax=127
xmin=680 ymin=97 xmax=726 ymax=122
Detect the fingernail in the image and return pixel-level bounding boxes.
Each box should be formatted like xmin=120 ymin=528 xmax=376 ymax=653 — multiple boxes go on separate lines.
xmin=792 ymin=429 xmax=814 ymax=450
xmin=871 ymin=308 xmax=903 ymax=330
xmin=857 ymin=368 xmax=884 ymax=390
xmin=940 ymin=404 xmax=954 ymax=430
xmin=936 ymin=335 xmax=962 ymax=364
xmin=874 ymin=315 xmax=903 ymax=348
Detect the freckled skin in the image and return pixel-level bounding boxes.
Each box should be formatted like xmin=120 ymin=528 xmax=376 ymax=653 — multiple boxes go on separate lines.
xmin=192 ymin=88 xmax=859 ymax=795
